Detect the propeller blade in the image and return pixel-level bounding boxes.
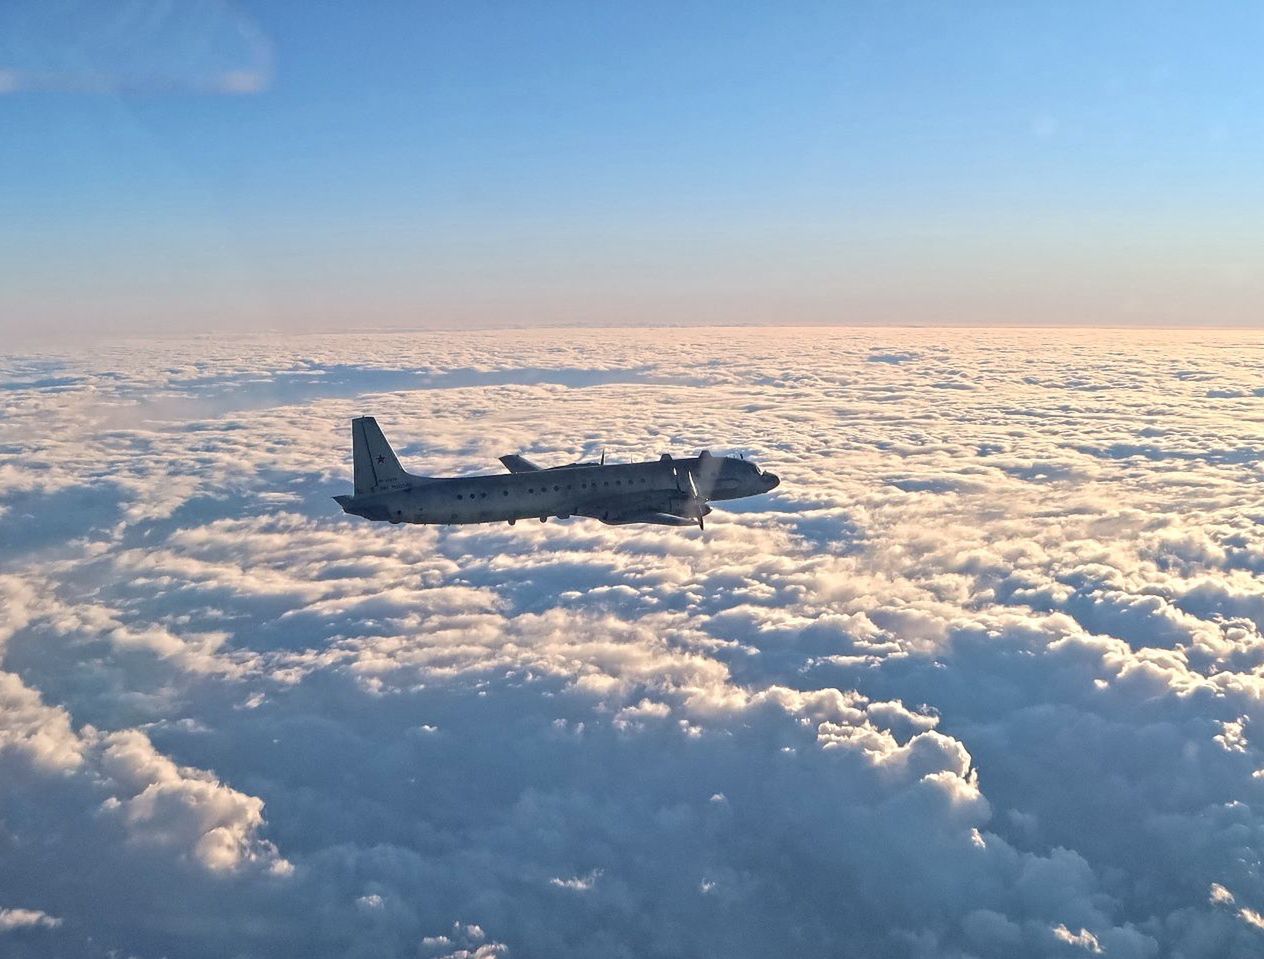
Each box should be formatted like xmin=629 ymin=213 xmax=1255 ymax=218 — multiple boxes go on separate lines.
xmin=698 ymin=514 xmax=704 ymax=531
xmin=601 ymin=448 xmax=606 ymax=466
xmin=674 ymin=464 xmax=698 ymax=496
xmin=675 ymin=449 xmax=714 ymax=503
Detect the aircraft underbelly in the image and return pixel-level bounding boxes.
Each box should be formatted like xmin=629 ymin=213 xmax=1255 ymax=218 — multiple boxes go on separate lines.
xmin=402 ymin=486 xmax=675 ymax=525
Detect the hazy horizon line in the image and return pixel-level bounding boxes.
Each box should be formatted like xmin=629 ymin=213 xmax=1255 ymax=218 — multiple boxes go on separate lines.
xmin=5 ymin=318 xmax=1264 ymax=352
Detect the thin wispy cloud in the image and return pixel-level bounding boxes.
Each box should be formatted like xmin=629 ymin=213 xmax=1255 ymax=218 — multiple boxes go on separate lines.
xmin=0 ymin=0 xmax=273 ymax=95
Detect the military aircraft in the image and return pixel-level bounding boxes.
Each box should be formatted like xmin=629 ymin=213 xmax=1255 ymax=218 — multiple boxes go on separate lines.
xmin=333 ymin=416 xmax=779 ymax=530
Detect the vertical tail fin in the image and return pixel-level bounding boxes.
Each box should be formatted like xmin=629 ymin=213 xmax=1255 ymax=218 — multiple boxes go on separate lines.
xmin=352 ymin=416 xmax=409 ymax=494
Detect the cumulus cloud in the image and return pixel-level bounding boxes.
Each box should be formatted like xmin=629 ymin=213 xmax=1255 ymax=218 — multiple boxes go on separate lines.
xmin=1051 ymin=924 xmax=1103 ymax=952
xmin=0 ymin=908 xmax=62 ymax=931
xmin=98 ymin=729 xmax=290 ymax=874
xmin=1239 ymin=908 xmax=1264 ymax=932
xmin=548 ymin=869 xmax=602 ymax=891
xmin=2 ymin=328 xmax=1264 ymax=956
xmin=0 ymin=670 xmax=85 ymax=772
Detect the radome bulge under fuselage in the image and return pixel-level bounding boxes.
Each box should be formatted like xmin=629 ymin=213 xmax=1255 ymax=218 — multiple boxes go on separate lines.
xmin=333 ymin=417 xmax=779 ymax=529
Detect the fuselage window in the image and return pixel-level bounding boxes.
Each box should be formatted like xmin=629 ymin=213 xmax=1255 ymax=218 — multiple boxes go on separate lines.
xmin=502 ymin=490 xmax=509 ymax=496
xmin=528 ymin=488 xmax=534 ymax=494
xmin=554 ymin=485 xmax=560 ymax=491
xmin=456 ymin=494 xmax=463 ymax=500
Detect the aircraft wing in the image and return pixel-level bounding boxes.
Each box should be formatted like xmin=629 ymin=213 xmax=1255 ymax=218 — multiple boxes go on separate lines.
xmin=499 ymin=454 xmax=542 ymax=473
xmin=571 ymin=491 xmax=697 ymax=526
xmin=590 ymin=509 xmax=697 ymax=527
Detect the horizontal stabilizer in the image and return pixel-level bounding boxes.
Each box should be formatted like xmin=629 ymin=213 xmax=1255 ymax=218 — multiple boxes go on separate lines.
xmin=500 ymin=454 xmax=542 ymax=473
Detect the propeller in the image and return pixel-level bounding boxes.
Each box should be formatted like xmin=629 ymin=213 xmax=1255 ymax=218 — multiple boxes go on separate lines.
xmin=673 ymin=462 xmax=706 ymax=530
xmin=692 ymin=450 xmax=721 ymax=525
xmin=600 ymin=448 xmax=606 ymax=466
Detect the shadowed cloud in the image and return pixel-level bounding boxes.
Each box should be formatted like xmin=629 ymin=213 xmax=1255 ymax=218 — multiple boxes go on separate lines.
xmin=2 ymin=327 xmax=1264 ymax=957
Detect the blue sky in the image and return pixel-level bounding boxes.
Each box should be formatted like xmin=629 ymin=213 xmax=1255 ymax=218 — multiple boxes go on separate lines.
xmin=3 ymin=1 xmax=1263 ymax=334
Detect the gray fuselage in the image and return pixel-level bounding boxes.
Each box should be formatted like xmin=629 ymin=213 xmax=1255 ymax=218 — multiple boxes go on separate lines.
xmin=339 ymin=455 xmax=777 ymax=526
xmin=333 ymin=416 xmax=779 ymax=529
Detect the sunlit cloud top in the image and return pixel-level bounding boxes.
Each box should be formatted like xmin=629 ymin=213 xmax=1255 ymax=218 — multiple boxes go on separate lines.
xmin=3 ymin=328 xmax=1264 ymax=955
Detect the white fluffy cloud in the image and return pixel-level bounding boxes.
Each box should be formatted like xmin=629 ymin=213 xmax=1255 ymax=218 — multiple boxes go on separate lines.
xmin=0 ymin=908 xmax=63 ymax=931
xmin=2 ymin=329 xmax=1264 ymax=956
xmin=98 ymin=728 xmax=291 ymax=874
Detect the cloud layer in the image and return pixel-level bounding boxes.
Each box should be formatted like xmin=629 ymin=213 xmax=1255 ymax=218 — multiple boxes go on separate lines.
xmin=2 ymin=328 xmax=1264 ymax=957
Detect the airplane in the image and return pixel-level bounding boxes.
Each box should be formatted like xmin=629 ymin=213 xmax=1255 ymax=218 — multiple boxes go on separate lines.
xmin=333 ymin=416 xmax=779 ymax=530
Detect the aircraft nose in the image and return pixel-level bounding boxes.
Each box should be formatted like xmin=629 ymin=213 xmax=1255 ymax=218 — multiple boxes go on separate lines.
xmin=764 ymin=472 xmax=780 ymax=489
